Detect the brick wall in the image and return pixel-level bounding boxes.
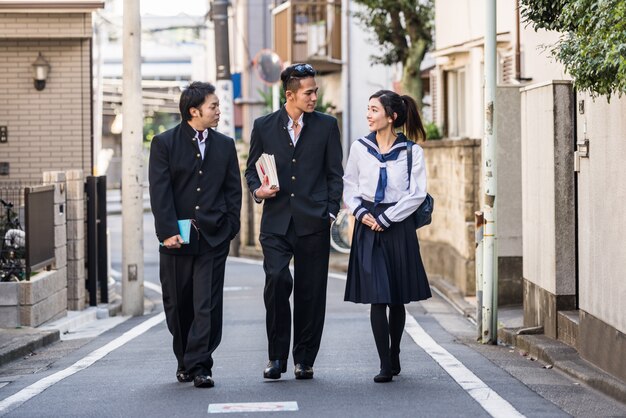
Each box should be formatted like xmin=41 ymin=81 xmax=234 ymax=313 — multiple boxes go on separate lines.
xmin=0 ymin=12 xmax=93 ymax=184
xmin=0 ymin=39 xmax=92 ymax=183
xmin=0 ymin=13 xmax=92 ymax=38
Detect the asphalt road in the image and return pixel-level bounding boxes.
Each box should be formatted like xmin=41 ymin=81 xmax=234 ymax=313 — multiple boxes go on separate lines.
xmin=0 ymin=212 xmax=624 ymax=417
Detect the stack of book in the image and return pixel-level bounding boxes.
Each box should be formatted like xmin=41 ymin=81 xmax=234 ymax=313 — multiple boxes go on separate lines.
xmin=255 ymin=153 xmax=279 ymax=188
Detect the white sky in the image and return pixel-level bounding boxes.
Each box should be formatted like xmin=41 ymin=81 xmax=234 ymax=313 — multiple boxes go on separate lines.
xmin=111 ymin=0 xmax=208 ymax=16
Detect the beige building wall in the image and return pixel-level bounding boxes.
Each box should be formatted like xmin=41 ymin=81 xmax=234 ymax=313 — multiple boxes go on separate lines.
xmin=434 ymin=0 xmax=515 ymax=50
xmin=0 ymin=13 xmax=93 ymax=183
xmin=576 ymin=94 xmax=626 ymax=334
xmin=519 ymin=26 xmax=569 ymax=83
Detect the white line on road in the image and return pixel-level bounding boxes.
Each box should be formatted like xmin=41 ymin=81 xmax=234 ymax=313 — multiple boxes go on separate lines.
xmin=144 ymin=280 xmax=163 ymax=295
xmin=208 ymin=401 xmax=299 ymax=413
xmin=0 ymin=312 xmax=166 ymax=416
xmin=404 ymin=312 xmax=525 ymax=418
xmin=198 ymin=257 xmax=522 ymax=416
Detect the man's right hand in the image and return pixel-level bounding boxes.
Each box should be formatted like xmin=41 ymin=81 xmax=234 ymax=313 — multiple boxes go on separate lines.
xmin=254 ymin=175 xmax=279 ymax=199
xmin=163 ymin=235 xmax=184 ymax=249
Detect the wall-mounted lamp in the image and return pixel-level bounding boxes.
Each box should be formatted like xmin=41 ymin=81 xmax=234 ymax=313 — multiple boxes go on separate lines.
xmin=32 ymin=52 xmax=50 ymax=91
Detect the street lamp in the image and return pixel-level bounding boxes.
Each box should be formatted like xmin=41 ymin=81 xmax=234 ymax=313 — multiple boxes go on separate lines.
xmin=32 ymin=52 xmax=50 ymax=91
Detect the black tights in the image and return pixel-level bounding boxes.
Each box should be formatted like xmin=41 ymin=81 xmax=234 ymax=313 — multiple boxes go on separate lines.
xmin=370 ymin=304 xmax=406 ymax=372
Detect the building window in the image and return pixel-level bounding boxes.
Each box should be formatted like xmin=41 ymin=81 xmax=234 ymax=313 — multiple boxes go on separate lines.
xmin=445 ymin=68 xmax=466 ymax=138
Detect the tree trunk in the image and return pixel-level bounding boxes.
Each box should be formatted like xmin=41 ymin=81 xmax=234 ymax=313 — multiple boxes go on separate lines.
xmin=402 ymin=39 xmax=428 ymax=110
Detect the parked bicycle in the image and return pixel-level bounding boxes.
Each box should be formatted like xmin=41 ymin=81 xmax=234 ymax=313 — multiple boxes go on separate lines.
xmin=330 ymin=209 xmax=353 ymax=254
xmin=0 ymin=198 xmax=26 ymax=282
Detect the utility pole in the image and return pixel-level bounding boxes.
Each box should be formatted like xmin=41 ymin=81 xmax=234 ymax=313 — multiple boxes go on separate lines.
xmin=211 ymin=0 xmax=235 ymax=139
xmin=481 ymin=0 xmax=498 ymax=344
xmin=121 ymin=0 xmax=144 ymax=316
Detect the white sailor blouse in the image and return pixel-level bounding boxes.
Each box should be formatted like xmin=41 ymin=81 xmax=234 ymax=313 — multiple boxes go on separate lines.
xmin=342 ymin=132 xmax=427 ymax=231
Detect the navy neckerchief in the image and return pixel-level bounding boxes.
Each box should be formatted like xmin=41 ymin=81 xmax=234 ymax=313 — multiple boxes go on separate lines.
xmin=357 ymin=132 xmax=409 ymax=204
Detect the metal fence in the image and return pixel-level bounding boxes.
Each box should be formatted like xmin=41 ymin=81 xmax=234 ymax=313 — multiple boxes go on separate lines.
xmin=25 ymin=185 xmax=55 ymax=275
xmin=0 ymin=181 xmax=55 ymax=281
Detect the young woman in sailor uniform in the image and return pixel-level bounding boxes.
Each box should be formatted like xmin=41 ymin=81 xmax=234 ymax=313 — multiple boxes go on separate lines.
xmin=343 ymin=89 xmax=431 ymax=383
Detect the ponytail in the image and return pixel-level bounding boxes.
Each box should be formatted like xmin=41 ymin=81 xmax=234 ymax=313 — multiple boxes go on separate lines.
xmin=401 ymin=95 xmax=426 ymax=142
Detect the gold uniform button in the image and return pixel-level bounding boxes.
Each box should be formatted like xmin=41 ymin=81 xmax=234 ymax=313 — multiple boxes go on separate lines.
xmin=195 ymin=206 xmax=200 ymax=210
xmin=196 ymin=153 xmax=201 ymax=158
xmin=292 ymin=159 xmax=296 ymax=163
xmin=199 ymin=170 xmax=203 ymax=175
xmin=291 ymin=176 xmax=296 ymax=180
xmin=196 ymin=187 xmax=201 ymax=192
xmin=289 ymin=143 xmax=293 ymax=147
xmin=290 ymin=193 xmax=295 ymax=197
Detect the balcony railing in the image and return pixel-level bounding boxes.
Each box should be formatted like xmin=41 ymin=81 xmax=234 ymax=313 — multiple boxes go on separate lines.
xmin=273 ymin=0 xmax=342 ymax=73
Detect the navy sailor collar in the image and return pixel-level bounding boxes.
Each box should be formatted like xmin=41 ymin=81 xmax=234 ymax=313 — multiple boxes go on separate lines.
xmin=359 ymin=131 xmax=409 ymax=155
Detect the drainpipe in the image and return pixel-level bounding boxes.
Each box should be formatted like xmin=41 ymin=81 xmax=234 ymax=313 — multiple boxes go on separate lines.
xmin=475 ymin=211 xmax=484 ymax=340
xmin=481 ymin=0 xmax=498 ymax=344
xmin=341 ymin=0 xmax=351 ymax=161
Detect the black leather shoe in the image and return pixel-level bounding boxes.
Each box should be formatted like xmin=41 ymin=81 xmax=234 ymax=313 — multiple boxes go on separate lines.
xmin=294 ymin=364 xmax=314 ymax=380
xmin=374 ymin=370 xmax=393 ymax=383
xmin=194 ymin=374 xmax=215 ymax=388
xmin=176 ymin=368 xmax=193 ymax=383
xmin=263 ymin=360 xmax=287 ymax=379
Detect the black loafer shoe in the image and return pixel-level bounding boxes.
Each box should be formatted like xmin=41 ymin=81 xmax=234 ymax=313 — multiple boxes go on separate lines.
xmin=193 ymin=374 xmax=215 ymax=388
xmin=263 ymin=360 xmax=287 ymax=379
xmin=294 ymin=363 xmax=314 ymax=380
xmin=176 ymin=368 xmax=193 ymax=383
xmin=374 ymin=370 xmax=393 ymax=383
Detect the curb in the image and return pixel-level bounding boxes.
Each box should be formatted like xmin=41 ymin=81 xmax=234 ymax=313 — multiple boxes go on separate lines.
xmin=0 ymin=329 xmax=60 ymax=368
xmin=499 ymin=328 xmax=626 ymax=403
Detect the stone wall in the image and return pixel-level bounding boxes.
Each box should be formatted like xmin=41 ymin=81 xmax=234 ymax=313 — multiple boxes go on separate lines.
xmin=419 ymin=139 xmax=481 ymax=296
xmin=65 ymin=170 xmax=86 ymax=310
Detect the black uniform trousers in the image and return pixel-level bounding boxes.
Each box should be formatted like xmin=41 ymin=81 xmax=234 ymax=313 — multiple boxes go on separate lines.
xmin=260 ymin=219 xmax=330 ymax=367
xmin=159 ymin=238 xmax=229 ymax=377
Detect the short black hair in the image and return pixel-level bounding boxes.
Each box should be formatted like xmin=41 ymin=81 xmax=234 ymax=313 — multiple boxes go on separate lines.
xmin=179 ymin=81 xmax=216 ymax=121
xmin=280 ymin=63 xmax=316 ymax=93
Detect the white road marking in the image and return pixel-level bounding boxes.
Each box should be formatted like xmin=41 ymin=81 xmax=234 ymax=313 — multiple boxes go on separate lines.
xmin=404 ymin=312 xmax=525 ymax=418
xmin=0 ymin=312 xmax=166 ymax=416
xmin=144 ymin=280 xmax=163 ymax=295
xmin=230 ymin=259 xmax=522 ymax=416
xmin=208 ymin=401 xmax=298 ymax=413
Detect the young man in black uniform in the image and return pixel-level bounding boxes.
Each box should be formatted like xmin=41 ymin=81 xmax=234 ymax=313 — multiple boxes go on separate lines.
xmin=149 ymin=82 xmax=241 ymax=388
xmin=245 ymin=64 xmax=343 ymax=380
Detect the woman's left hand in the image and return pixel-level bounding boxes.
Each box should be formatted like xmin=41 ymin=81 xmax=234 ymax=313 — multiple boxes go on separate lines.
xmin=371 ymin=221 xmax=383 ymax=232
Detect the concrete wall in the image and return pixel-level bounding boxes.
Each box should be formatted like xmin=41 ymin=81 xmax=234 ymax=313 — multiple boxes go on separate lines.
xmin=344 ymin=2 xmax=396 ymax=151
xmin=520 ymin=81 xmax=576 ymax=336
xmin=434 ymin=0 xmax=515 ymax=51
xmin=519 ymin=26 xmax=569 ymax=83
xmin=576 ymin=94 xmax=626 ymax=335
xmin=0 ymin=13 xmax=93 ymax=183
xmin=493 ymin=85 xmax=523 ymax=303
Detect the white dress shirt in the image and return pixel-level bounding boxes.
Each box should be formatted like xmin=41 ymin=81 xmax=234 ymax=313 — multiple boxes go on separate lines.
xmin=343 ymin=137 xmax=427 ymax=225
xmin=287 ymin=113 xmax=304 ymax=145
xmin=196 ymin=128 xmax=207 ymax=158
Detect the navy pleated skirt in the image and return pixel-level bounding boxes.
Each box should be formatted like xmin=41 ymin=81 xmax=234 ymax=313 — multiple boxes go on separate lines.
xmin=344 ymin=201 xmax=431 ymax=305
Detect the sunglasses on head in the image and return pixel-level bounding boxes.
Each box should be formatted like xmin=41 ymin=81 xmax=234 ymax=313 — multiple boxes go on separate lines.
xmin=289 ymin=63 xmax=315 ymax=78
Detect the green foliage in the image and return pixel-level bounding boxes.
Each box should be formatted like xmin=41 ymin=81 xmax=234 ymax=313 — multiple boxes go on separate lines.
xmin=351 ymin=0 xmax=434 ymax=106
xmin=257 ymin=87 xmax=336 ymax=114
xmin=424 ymin=122 xmax=442 ymax=140
xmin=144 ymin=112 xmax=179 ymax=143
xmin=521 ymin=0 xmax=626 ymax=98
